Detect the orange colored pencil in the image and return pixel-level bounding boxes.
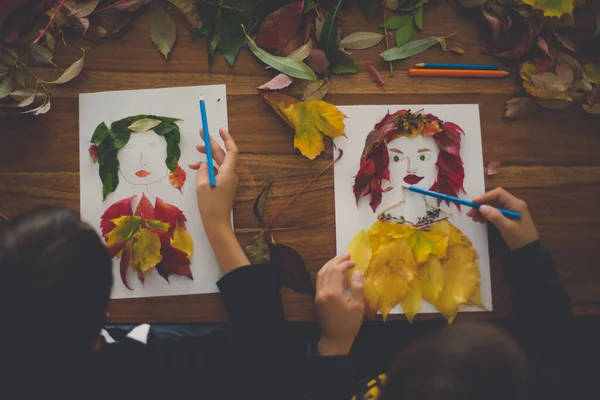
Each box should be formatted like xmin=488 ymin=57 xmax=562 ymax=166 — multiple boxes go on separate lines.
xmin=409 ymin=68 xmax=510 ymax=78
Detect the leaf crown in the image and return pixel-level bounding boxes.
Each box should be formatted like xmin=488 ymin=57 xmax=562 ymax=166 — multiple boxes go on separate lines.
xmin=353 ymin=109 xmax=466 ymax=212
xmin=89 ymin=115 xmax=182 ymax=199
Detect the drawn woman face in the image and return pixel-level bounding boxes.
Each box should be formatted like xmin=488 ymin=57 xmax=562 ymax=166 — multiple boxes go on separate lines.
xmin=387 ymin=134 xmax=440 ymax=190
xmin=117 ymin=130 xmax=169 ymax=185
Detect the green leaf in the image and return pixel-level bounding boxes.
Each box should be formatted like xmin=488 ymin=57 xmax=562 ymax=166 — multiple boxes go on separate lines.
xmin=0 ymin=74 xmax=13 ymax=100
xmin=244 ymin=231 xmax=271 ymax=264
xmin=381 ymin=13 xmax=412 ymax=30
xmin=415 ymin=6 xmax=424 ymax=30
xmin=150 ymin=7 xmax=176 ymax=59
xmin=208 ymin=11 xmax=223 ymax=67
xmin=333 ymin=53 xmax=360 ymax=74
xmin=165 ymin=132 xmax=181 ymax=171
xmin=303 ymin=0 xmax=315 ymax=13
xmin=28 ymin=44 xmax=56 ymax=66
xmin=339 ymin=32 xmax=384 ymax=50
xmin=91 ymin=122 xmax=111 ymax=144
xmin=42 ymin=52 xmax=85 ymax=85
xmin=45 ymin=32 xmax=55 ymax=51
xmin=146 ymin=219 xmax=170 ymax=231
xmin=128 ymin=118 xmax=162 ymax=132
xmin=244 ymin=28 xmax=316 ymax=81
xmin=381 ymin=35 xmax=441 ymax=61
xmin=217 ymin=10 xmax=245 ymax=66
xmin=111 ymin=129 xmax=131 ymax=149
xmin=154 ymin=122 xmax=176 ymax=136
xmin=15 ymin=71 xmax=25 ymax=87
xmin=319 ymin=0 xmax=343 ymax=66
xmin=395 ymin=15 xmax=414 ymax=46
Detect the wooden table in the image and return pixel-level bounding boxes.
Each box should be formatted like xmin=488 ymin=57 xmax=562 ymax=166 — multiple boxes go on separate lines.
xmin=2 ymin=2 xmax=600 ymax=323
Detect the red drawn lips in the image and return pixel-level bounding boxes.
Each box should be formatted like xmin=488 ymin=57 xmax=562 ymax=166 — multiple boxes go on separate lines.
xmin=403 ymin=174 xmax=424 ymax=184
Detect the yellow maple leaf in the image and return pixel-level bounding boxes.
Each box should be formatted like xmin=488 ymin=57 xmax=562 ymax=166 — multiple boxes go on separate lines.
xmin=131 ymin=229 xmax=163 ymax=273
xmin=521 ymin=0 xmax=574 ymax=18
xmin=520 ymin=61 xmax=572 ymax=101
xmin=435 ymin=245 xmax=480 ymax=323
xmin=418 ymin=255 xmax=444 ymax=303
xmin=106 ymin=216 xmax=142 ymax=246
xmin=469 ymin=284 xmax=485 ymax=308
xmin=347 ymin=229 xmax=372 ymax=284
xmin=365 ymin=239 xmax=416 ymax=321
xmin=405 ymin=228 xmax=448 ymax=264
xmin=171 ymin=223 xmax=193 ymax=257
xmin=400 ymin=278 xmax=421 ymax=323
xmin=367 ymin=220 xmax=414 ymax=256
xmin=263 ymin=92 xmax=346 ymax=160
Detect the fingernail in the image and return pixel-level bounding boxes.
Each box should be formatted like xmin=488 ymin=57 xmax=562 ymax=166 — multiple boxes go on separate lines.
xmin=479 ymin=205 xmax=490 ymax=215
xmin=352 ymin=270 xmax=363 ymax=280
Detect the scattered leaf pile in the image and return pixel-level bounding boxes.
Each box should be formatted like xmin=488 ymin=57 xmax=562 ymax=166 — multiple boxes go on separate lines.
xmin=348 ymin=218 xmax=483 ymax=323
xmin=89 ymin=114 xmax=185 ymax=199
xmin=101 ymin=194 xmax=193 ymax=289
xmin=354 ymin=109 xmax=465 ymax=211
xmin=263 ymin=92 xmax=346 ymax=160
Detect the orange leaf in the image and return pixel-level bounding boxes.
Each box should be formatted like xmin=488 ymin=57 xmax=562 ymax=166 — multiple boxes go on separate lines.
xmin=169 ymin=164 xmax=187 ymax=192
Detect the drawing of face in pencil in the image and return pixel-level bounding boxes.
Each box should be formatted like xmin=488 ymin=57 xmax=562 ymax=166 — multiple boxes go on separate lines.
xmin=89 ymin=115 xmax=186 ymax=200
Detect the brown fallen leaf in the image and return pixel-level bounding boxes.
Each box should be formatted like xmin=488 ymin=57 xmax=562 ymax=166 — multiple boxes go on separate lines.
xmin=504 ymin=97 xmax=539 ymax=119
xmin=486 ymin=161 xmax=501 ymax=176
xmin=257 ymin=74 xmax=293 ymax=91
xmin=302 ymin=79 xmax=329 ymax=101
xmin=253 ymin=183 xmax=273 ymax=224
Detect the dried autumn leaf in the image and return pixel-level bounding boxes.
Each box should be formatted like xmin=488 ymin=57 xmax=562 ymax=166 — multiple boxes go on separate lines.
xmin=262 ymin=92 xmax=346 ymax=160
xmin=347 ymin=229 xmax=372 ymax=284
xmin=368 ymin=65 xmax=386 ymax=88
xmin=520 ymin=61 xmax=571 ymax=100
xmin=400 ymin=278 xmax=421 ymax=323
xmin=339 ymin=32 xmax=384 ymax=50
xmin=131 ymin=228 xmax=163 ymax=272
xmin=171 ymin=222 xmax=193 ymax=256
xmin=168 ymin=163 xmax=186 ymax=192
xmin=42 ymin=51 xmax=85 ymax=85
xmin=306 ymin=49 xmax=330 ymax=74
xmin=253 ymin=183 xmax=273 ymax=224
xmin=537 ymin=99 xmax=572 ymax=109
xmin=166 ymin=0 xmax=202 ymax=29
xmin=128 ymin=118 xmax=162 ymax=132
xmin=150 ymin=7 xmax=176 ymax=60
xmin=255 ymin=0 xmax=303 ymax=50
xmin=504 ymin=96 xmax=539 ymax=119
xmin=435 ymin=37 xmax=464 ymax=54
xmin=418 ymin=255 xmax=444 ymax=303
xmin=244 ymin=231 xmax=271 ymax=264
xmin=582 ymin=103 xmax=600 ymax=114
xmin=270 ymin=242 xmax=315 ymax=295
xmin=365 ymin=239 xmax=416 ymax=321
xmin=66 ymin=0 xmax=100 ymax=18
xmin=302 ymin=79 xmax=329 ymax=101
xmin=105 ymin=215 xmax=142 ymax=247
xmin=288 ymin=39 xmax=313 ymax=61
xmin=257 ymin=73 xmax=294 ymax=90
xmin=521 ymin=0 xmax=574 ymax=18
xmin=486 ymin=161 xmax=501 ymax=176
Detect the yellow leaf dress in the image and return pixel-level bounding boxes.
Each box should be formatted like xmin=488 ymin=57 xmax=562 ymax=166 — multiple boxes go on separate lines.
xmin=348 ymin=216 xmax=482 ymax=323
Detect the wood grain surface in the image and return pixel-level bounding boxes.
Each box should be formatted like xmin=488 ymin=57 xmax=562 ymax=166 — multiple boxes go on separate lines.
xmin=2 ymin=2 xmax=600 ymax=323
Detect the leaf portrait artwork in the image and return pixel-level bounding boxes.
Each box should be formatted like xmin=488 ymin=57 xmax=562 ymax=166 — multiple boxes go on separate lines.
xmin=334 ymin=105 xmax=491 ymax=323
xmin=89 ymin=114 xmax=193 ymax=290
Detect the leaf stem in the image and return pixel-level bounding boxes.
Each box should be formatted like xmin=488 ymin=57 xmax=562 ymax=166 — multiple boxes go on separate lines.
xmin=265 ymin=149 xmax=343 ymax=232
xmin=0 ymin=213 xmax=8 ymax=221
xmin=17 ymin=60 xmax=49 ymax=94
xmin=33 ymin=0 xmax=67 ymax=44
xmin=383 ymin=8 xmax=393 ymax=77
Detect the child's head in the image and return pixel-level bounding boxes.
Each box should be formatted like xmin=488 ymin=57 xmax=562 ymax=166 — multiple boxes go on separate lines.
xmin=0 ymin=206 xmax=113 ymax=367
xmin=381 ymin=322 xmax=530 ymax=400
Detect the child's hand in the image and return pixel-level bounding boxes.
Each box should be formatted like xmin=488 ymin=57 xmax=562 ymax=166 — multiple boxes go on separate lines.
xmin=467 ymin=188 xmax=539 ymax=251
xmin=315 ymin=253 xmax=365 ymax=356
xmin=189 ymin=128 xmax=238 ymax=231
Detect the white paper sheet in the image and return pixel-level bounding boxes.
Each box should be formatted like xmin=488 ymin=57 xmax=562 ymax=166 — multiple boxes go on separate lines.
xmin=334 ymin=104 xmax=492 ymax=315
xmin=79 ymin=85 xmax=229 ymax=299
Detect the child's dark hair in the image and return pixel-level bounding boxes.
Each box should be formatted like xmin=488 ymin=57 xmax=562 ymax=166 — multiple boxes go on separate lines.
xmin=380 ymin=322 xmax=531 ymax=400
xmin=0 ymin=206 xmax=113 ymax=370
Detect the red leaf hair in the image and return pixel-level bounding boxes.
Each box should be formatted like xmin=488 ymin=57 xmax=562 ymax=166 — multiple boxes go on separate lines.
xmin=353 ymin=110 xmax=465 ymax=212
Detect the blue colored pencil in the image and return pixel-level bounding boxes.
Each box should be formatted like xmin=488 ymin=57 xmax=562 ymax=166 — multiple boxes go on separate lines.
xmin=407 ymin=185 xmax=521 ymax=220
xmin=199 ymin=96 xmax=216 ymax=188
xmin=415 ymin=62 xmax=499 ymax=70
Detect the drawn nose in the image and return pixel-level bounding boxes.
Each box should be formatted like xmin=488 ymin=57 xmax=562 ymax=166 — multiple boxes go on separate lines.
xmin=139 ymin=152 xmax=147 ymax=166
xmin=406 ymin=158 xmax=416 ymax=174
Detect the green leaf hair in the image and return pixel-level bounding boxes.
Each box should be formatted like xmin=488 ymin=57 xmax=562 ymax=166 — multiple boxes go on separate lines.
xmin=90 ymin=114 xmax=182 ymax=200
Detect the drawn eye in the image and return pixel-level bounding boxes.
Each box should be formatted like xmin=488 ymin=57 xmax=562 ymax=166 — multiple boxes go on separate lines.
xmin=392 ymin=154 xmax=405 ymax=162
xmin=418 ymin=154 xmax=431 ymax=162
xmin=124 ymin=143 xmax=136 ymax=150
xmin=149 ymin=142 xmax=158 ymax=147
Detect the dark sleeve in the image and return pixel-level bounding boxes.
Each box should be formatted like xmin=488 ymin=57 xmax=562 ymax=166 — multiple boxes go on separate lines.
xmin=295 ymin=344 xmax=357 ymax=400
xmin=507 ymin=240 xmax=592 ymax=399
xmin=98 ymin=264 xmax=295 ymax=400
